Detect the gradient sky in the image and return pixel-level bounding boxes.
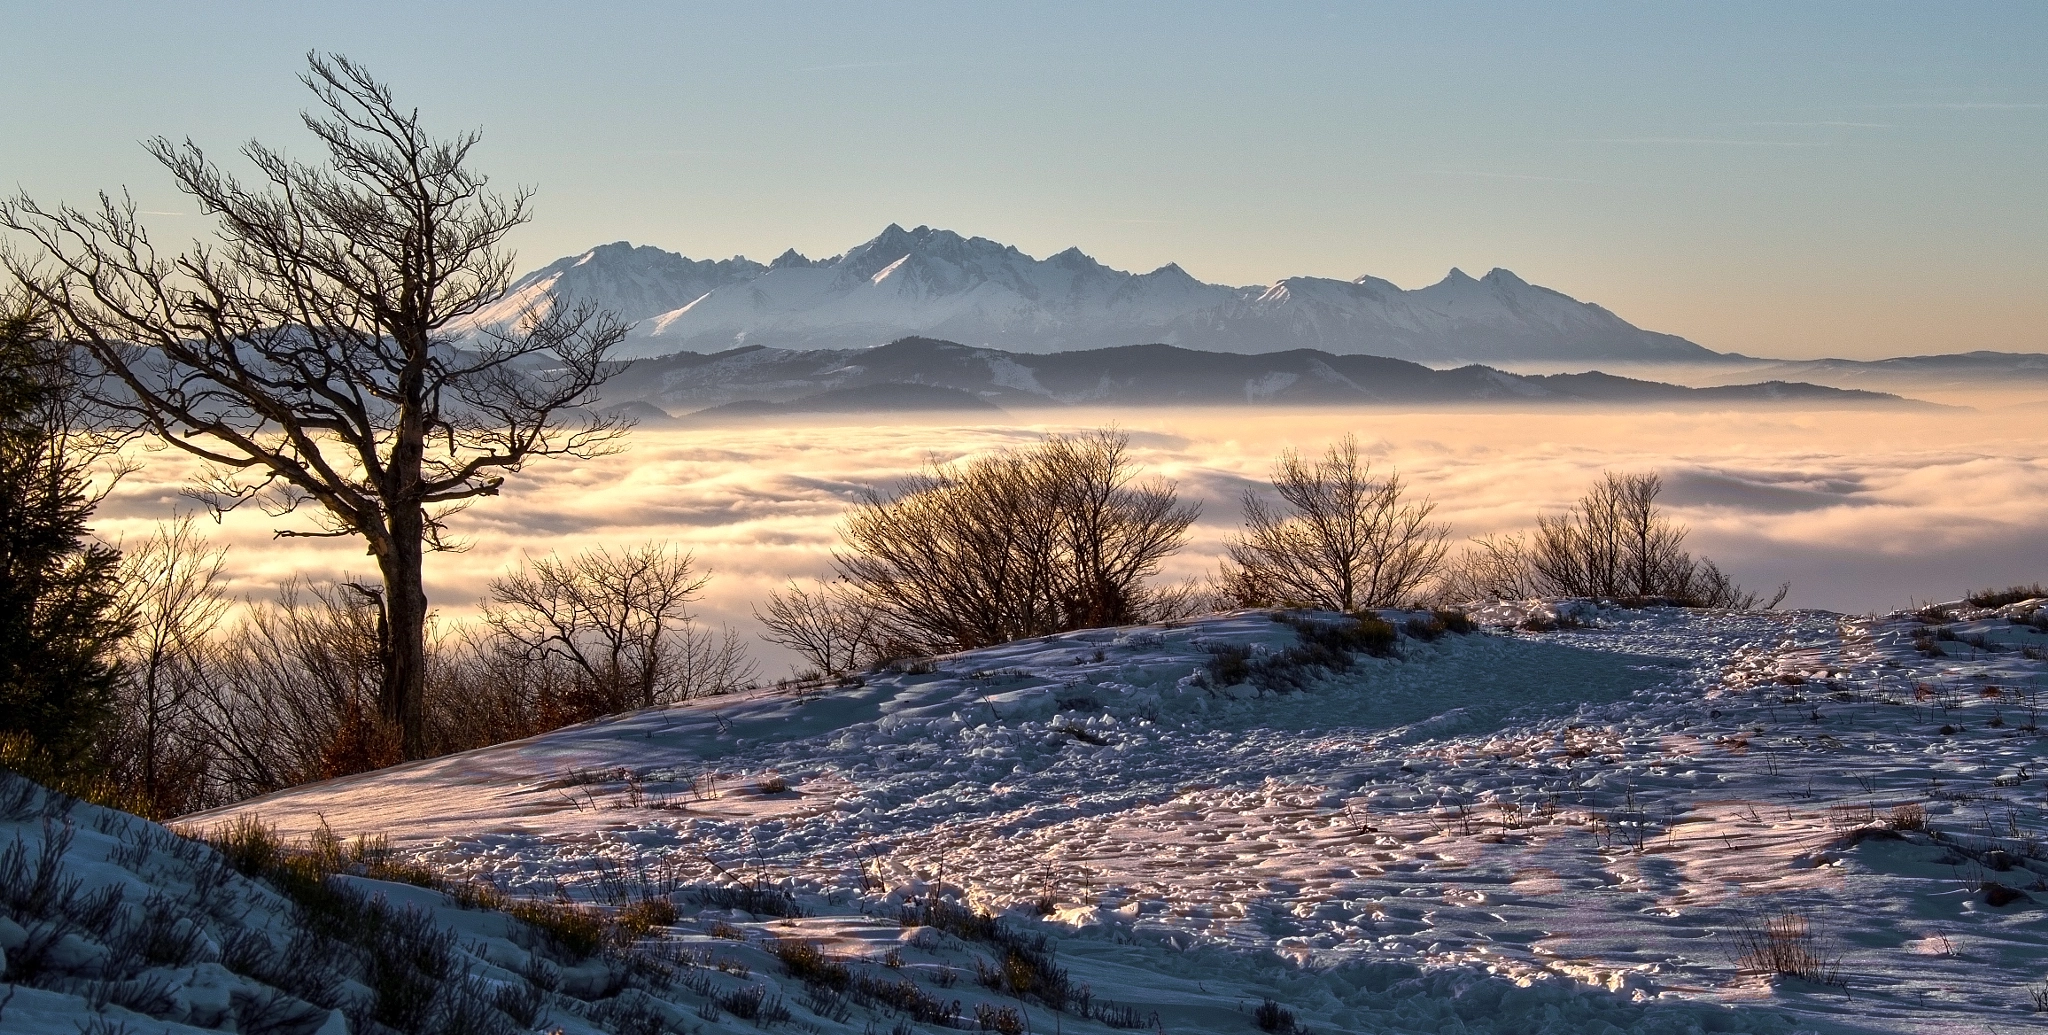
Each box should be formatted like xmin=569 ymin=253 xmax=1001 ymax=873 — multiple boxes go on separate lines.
xmin=4 ymin=1 xmax=2043 ymax=360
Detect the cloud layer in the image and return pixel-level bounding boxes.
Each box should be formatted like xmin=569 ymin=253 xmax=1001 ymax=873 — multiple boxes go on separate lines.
xmin=97 ymin=404 xmax=2047 ymax=675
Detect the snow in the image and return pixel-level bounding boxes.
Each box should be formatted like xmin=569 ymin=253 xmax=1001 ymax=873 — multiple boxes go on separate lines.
xmin=12 ymin=599 xmax=2045 ymax=1032
xmin=450 ymin=225 xmax=1719 ymax=363
xmin=142 ymin=598 xmax=2048 ymax=1032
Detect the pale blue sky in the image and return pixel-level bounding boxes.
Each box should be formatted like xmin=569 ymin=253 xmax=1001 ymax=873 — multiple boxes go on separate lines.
xmin=3 ymin=1 xmax=2042 ymax=359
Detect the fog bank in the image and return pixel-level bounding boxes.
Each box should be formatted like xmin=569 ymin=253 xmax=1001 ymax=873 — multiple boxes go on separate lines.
xmin=98 ymin=403 xmax=2047 ymax=675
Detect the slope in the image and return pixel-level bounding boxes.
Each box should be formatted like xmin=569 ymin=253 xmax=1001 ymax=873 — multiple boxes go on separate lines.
xmin=180 ymin=598 xmax=2048 ymax=1033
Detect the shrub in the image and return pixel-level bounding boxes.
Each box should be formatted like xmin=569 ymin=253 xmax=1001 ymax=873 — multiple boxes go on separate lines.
xmin=772 ymin=939 xmax=851 ymax=991
xmin=1436 ymin=533 xmax=1534 ymax=603
xmin=1888 ymin=802 xmax=1927 ymax=831
xmin=505 ymin=900 xmax=608 ymax=960
xmin=903 ymin=896 xmax=1069 ymax=1012
xmin=756 ymin=579 xmax=885 ymax=678
xmin=1967 ymin=584 xmax=2047 ymax=608
xmin=1529 ymin=472 xmax=1785 ymax=608
xmin=975 ymin=1002 xmax=1027 ymax=1034
xmin=1203 ymin=643 xmax=1256 ymax=687
xmin=484 ymin=542 xmax=756 ymax=714
xmin=1204 ymin=614 xmax=1399 ymax=693
xmin=1290 ymin=613 xmax=1397 ymax=658
xmin=1255 ymin=998 xmax=1308 ymax=1034
xmin=613 ymin=896 xmax=678 ymax=938
xmin=681 ymin=877 xmax=805 ymax=918
xmin=851 ymin=972 xmax=960 ymax=1026
xmin=1403 ymin=616 xmax=1446 ymax=642
xmin=1221 ymin=435 xmax=1448 ymax=610
xmin=835 ymin=429 xmax=1199 ymax=654
xmin=1432 ymin=609 xmax=1476 ymax=635
xmin=1913 ymin=603 xmax=1956 ymax=624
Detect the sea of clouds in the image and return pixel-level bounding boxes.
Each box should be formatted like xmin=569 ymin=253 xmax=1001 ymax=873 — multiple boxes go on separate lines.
xmin=96 ymin=402 xmax=2048 ymax=676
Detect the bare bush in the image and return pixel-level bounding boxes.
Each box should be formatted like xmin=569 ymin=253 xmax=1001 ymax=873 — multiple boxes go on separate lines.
xmin=756 ymin=580 xmax=885 ymax=678
xmin=485 ymin=543 xmax=753 ymax=714
xmin=835 ymin=429 xmax=1198 ymax=654
xmin=1220 ymin=435 xmax=1448 ymax=611
xmin=1436 ymin=533 xmax=1535 ymax=604
xmin=1969 ymin=584 xmax=2047 ymax=608
xmin=105 ymin=516 xmax=231 ymax=817
xmin=189 ymin=580 xmax=402 ymax=798
xmin=1528 ymin=472 xmax=1784 ymax=607
xmin=110 ymin=537 xmax=747 ymax=810
xmin=1439 ymin=471 xmax=1785 ymax=609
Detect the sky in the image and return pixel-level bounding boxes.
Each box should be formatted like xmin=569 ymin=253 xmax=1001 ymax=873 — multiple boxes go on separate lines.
xmin=3 ymin=1 xmax=2044 ymax=359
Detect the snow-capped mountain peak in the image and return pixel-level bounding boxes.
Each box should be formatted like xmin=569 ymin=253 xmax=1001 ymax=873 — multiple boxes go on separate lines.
xmin=452 ymin=227 xmax=1725 ymax=363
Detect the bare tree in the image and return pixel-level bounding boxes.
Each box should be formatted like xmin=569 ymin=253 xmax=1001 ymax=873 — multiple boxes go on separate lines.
xmin=485 ymin=543 xmax=753 ymax=714
xmin=189 ymin=579 xmax=392 ymax=798
xmin=1221 ymin=435 xmax=1449 ymax=611
xmin=1525 ymin=471 xmax=1786 ymax=608
xmin=1436 ymin=533 xmax=1535 ymax=604
xmin=109 ymin=515 xmax=230 ymax=817
xmin=756 ymin=579 xmax=885 ymax=678
xmin=2 ymin=54 xmax=627 ymax=757
xmin=835 ymin=429 xmax=1198 ymax=653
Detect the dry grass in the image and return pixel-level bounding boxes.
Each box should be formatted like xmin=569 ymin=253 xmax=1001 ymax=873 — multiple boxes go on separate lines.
xmin=1889 ymin=802 xmax=1928 ymax=831
xmin=1967 ymin=584 xmax=2047 ymax=609
xmin=1731 ymin=911 xmax=1842 ymax=985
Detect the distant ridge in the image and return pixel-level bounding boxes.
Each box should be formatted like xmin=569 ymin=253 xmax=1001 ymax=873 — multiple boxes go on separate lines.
xmin=590 ymin=337 xmax=1930 ymax=419
xmin=1709 ymin=351 xmax=2048 ymax=393
xmin=458 ymin=225 xmax=1730 ymax=365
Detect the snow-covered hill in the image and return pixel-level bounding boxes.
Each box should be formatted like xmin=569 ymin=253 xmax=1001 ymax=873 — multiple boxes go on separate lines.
xmin=166 ymin=598 xmax=2048 ymax=1034
xmin=454 ymin=226 xmax=1727 ymax=364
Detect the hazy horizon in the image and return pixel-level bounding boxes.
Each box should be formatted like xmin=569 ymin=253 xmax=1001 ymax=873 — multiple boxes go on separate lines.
xmin=4 ymin=2 xmax=2043 ymax=361
xmin=96 ymin=398 xmax=2048 ymax=676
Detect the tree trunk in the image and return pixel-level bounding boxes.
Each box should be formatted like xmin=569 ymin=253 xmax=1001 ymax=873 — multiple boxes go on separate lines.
xmin=377 ymin=504 xmax=429 ymax=759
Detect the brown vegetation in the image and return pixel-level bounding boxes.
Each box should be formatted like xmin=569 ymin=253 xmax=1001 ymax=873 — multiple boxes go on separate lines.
xmin=1221 ymin=434 xmax=1448 ymax=611
xmin=88 ymin=531 xmax=750 ymax=817
xmin=1440 ymin=471 xmax=1786 ymax=609
xmin=1730 ymin=910 xmax=1841 ymax=985
xmin=831 ymin=429 xmax=1198 ymax=655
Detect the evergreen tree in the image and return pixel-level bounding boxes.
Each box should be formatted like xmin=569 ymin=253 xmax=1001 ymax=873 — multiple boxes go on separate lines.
xmin=0 ymin=294 xmax=128 ymax=775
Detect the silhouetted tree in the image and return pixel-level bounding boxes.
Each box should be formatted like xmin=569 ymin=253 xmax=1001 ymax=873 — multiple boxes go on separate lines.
xmin=0 ymin=293 xmax=130 ymax=776
xmin=3 ymin=54 xmax=626 ymax=757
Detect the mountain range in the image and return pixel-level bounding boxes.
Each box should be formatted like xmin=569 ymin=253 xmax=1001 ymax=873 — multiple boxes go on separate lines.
xmin=586 ymin=337 xmax=1922 ymax=421
xmin=459 ymin=225 xmax=1728 ymax=364
xmin=1709 ymin=351 xmax=2048 ymax=393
